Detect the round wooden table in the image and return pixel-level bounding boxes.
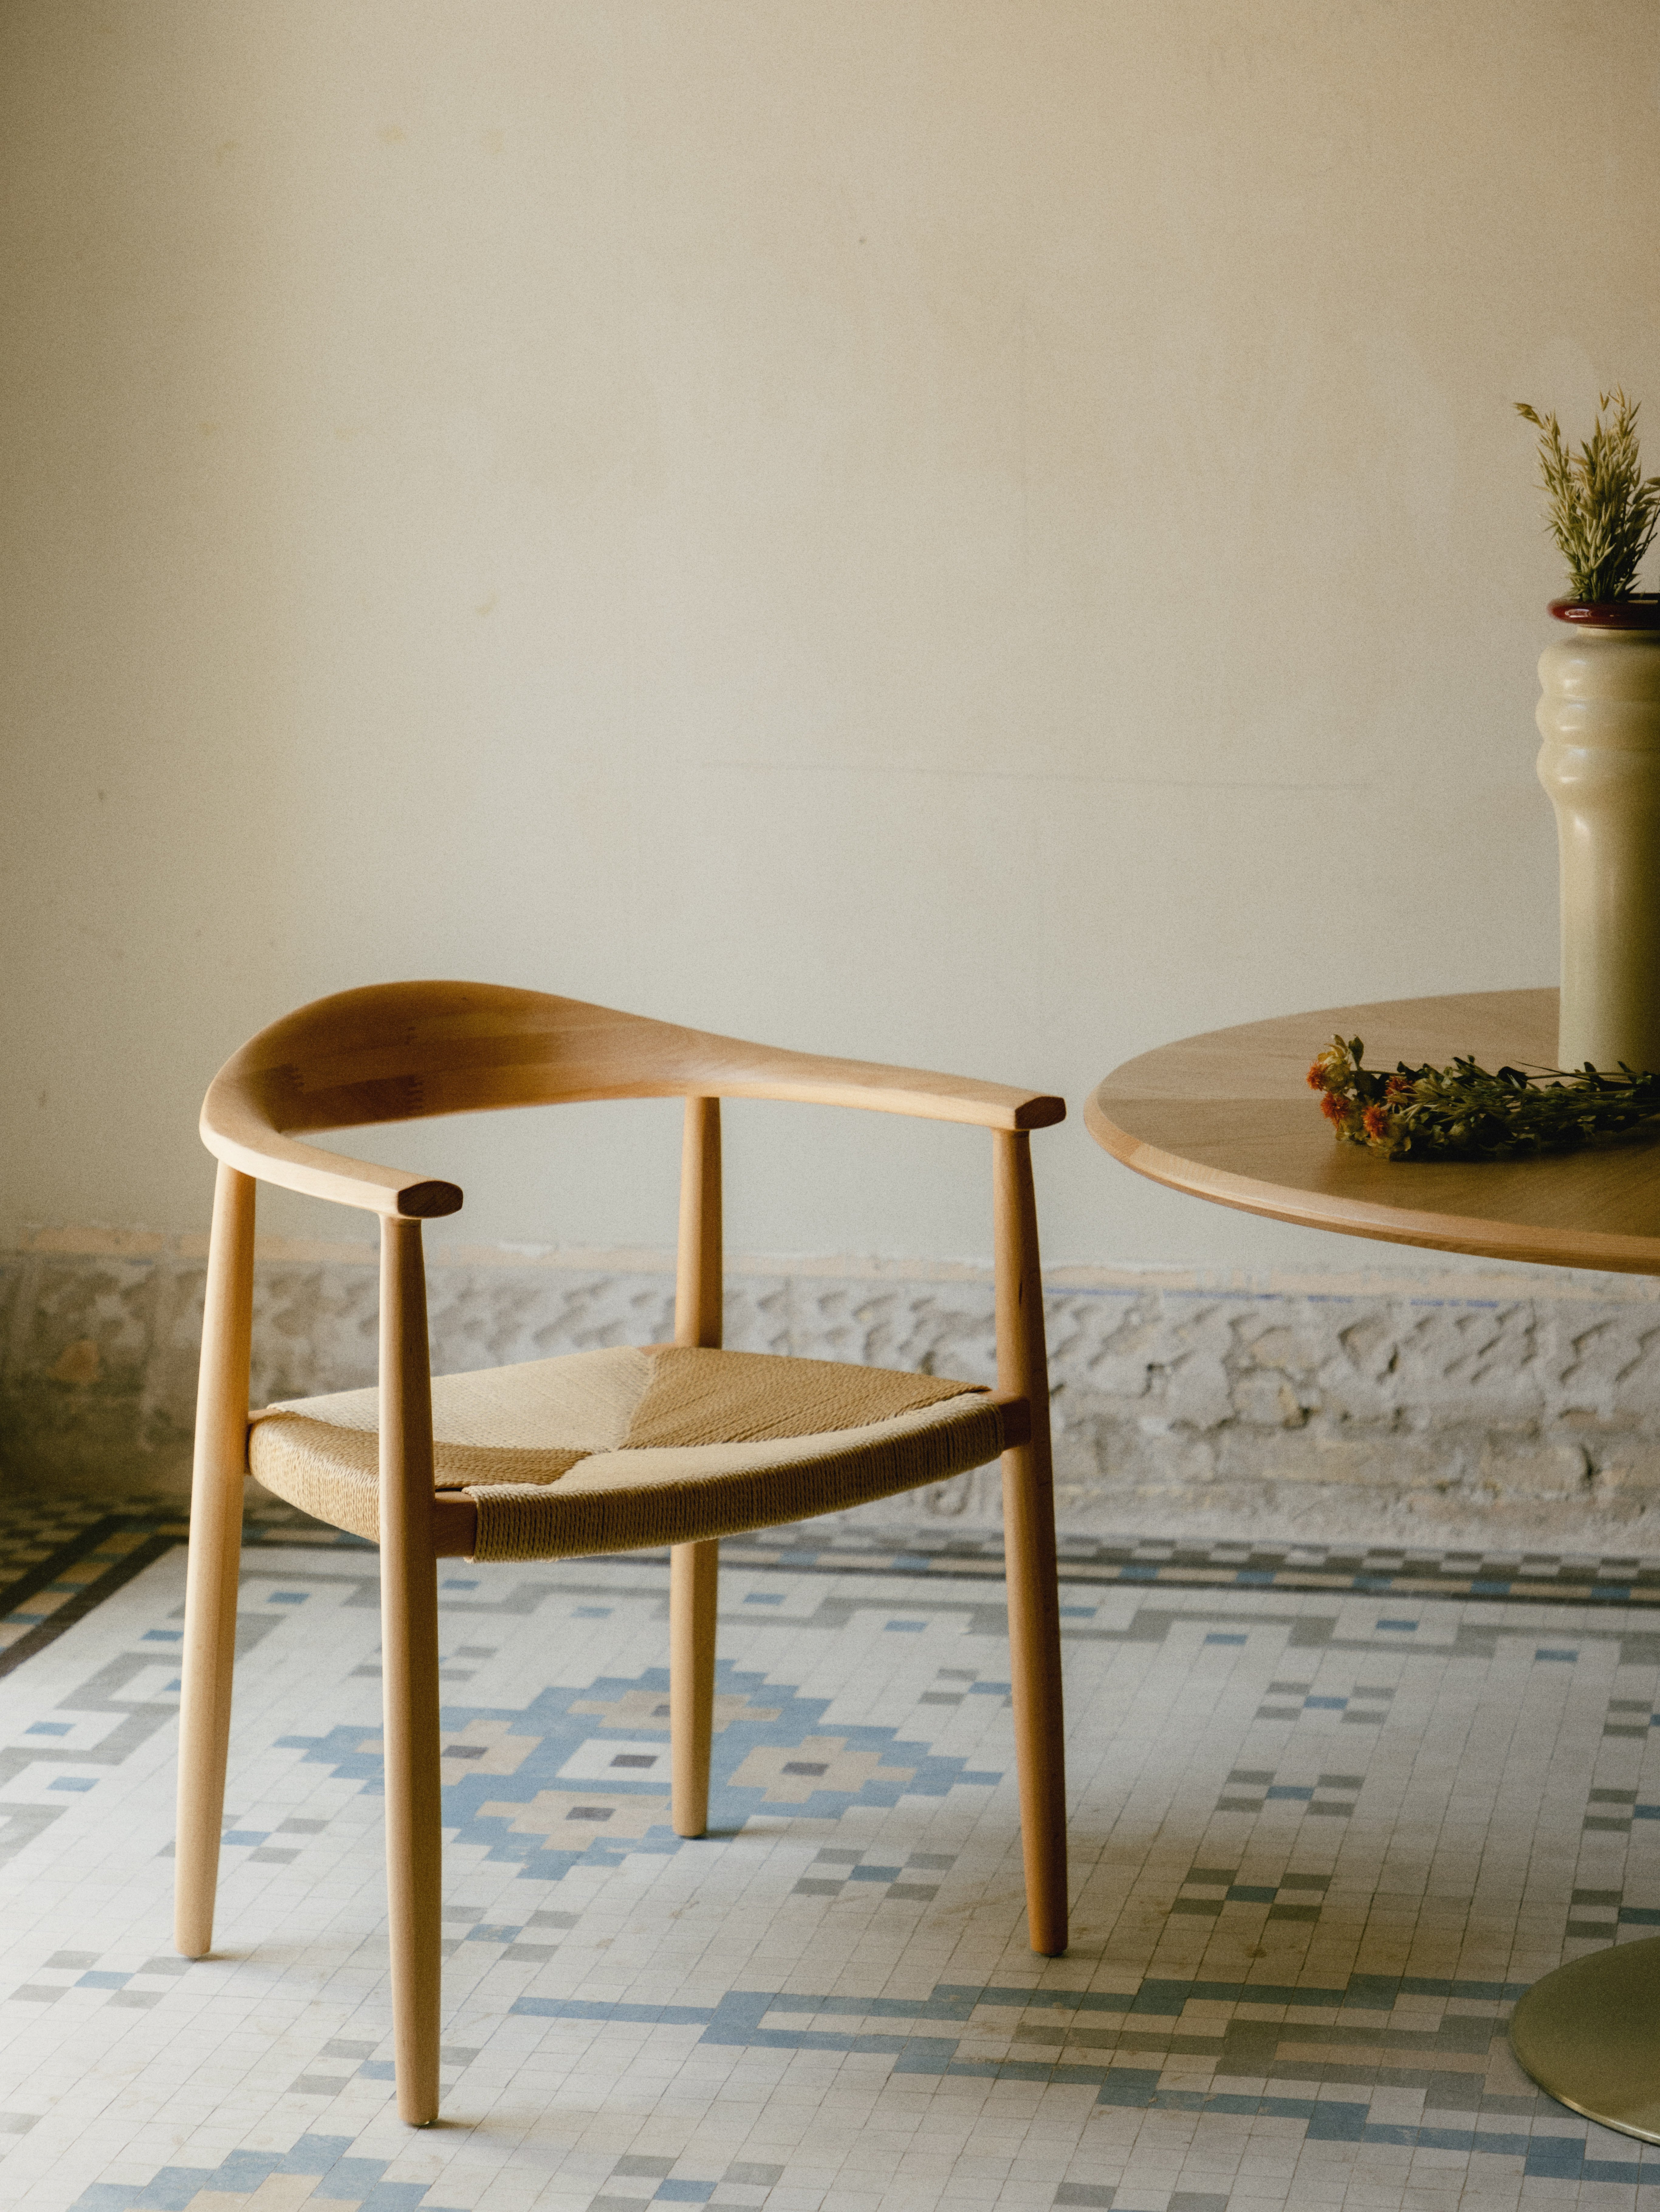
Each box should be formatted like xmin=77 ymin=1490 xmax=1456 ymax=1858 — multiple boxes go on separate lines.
xmin=1086 ymin=985 xmax=1660 ymax=2142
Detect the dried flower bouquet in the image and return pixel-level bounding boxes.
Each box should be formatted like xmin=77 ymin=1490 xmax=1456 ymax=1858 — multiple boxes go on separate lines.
xmin=1307 ymin=1036 xmax=1660 ymax=1161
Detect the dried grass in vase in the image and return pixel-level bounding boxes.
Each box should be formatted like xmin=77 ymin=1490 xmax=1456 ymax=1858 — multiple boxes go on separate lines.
xmin=1516 ymin=388 xmax=1660 ymax=604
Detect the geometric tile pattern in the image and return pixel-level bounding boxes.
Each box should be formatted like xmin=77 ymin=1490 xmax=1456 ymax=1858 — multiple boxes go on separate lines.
xmin=0 ymin=1495 xmax=355 ymax=1681
xmin=66 ymin=2131 xmax=464 ymax=2209
xmin=789 ymin=1846 xmax=954 ymax=1904
xmin=12 ymin=1495 xmax=1660 ymax=1705
xmin=1167 ymin=1867 xmax=1329 ymax=1923
xmin=1211 ymin=1769 xmax=1363 ymax=1818
xmin=5 ymin=1510 xmax=1660 ymax=2203
xmin=278 ymin=1665 xmax=1002 ymax=1884
xmin=714 ymin=1529 xmax=1660 ymax=1608
xmin=0 ymin=1515 xmax=191 ymax=1678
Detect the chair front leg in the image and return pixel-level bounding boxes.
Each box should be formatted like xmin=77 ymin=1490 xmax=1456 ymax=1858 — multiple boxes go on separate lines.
xmin=176 ymin=1163 xmax=256 ymax=1959
xmin=1002 ymin=1433 xmax=1068 ymax=1954
xmin=994 ymin=1131 xmax=1068 ymax=1957
xmin=379 ymin=1217 xmax=443 ymax=2126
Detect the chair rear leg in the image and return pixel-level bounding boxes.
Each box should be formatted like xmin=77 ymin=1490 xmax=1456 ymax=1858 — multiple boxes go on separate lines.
xmin=670 ymin=1096 xmax=722 ymax=1839
xmin=175 ymin=1164 xmax=255 ymax=1960
xmin=671 ymin=1539 xmax=719 ymax=1836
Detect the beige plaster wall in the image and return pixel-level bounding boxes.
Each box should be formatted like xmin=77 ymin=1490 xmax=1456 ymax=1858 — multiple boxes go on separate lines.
xmin=2 ymin=2 xmax=1657 ymax=1278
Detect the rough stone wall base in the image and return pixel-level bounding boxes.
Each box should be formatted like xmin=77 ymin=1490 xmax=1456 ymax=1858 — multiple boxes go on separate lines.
xmin=8 ymin=1231 xmax=1660 ymax=1550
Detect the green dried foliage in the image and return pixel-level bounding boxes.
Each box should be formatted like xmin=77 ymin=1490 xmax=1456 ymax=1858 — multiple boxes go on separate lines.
xmin=1515 ymin=388 xmax=1660 ymax=602
xmin=1307 ymin=1036 xmax=1660 ymax=1161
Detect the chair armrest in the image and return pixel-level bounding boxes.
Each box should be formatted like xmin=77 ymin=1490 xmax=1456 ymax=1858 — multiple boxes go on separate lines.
xmin=198 ymin=982 xmax=1063 ymax=1210
xmin=689 ymin=1038 xmax=1065 ymax=1132
xmin=201 ymin=1076 xmax=463 ymax=1219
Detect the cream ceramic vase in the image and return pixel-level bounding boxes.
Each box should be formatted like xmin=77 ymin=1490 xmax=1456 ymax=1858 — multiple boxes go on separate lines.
xmin=1536 ymin=601 xmax=1660 ymax=1072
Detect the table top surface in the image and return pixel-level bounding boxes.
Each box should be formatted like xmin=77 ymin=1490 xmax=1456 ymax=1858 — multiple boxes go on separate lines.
xmin=1085 ymin=988 xmax=1660 ymax=1276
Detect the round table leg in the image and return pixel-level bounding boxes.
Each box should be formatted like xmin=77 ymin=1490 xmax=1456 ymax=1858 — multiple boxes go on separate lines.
xmin=1511 ymin=1935 xmax=1660 ymax=2141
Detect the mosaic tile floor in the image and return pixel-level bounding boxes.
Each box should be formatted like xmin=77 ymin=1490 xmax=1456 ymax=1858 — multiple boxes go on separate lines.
xmin=2 ymin=1497 xmax=1660 ymax=2207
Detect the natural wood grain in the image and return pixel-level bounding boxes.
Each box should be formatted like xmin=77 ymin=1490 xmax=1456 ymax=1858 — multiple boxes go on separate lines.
xmin=174 ymin=1162 xmax=256 ymax=1960
xmin=671 ymin=1095 xmax=723 ymax=1837
xmin=200 ymin=981 xmax=1065 ymax=1216
xmin=675 ymin=1097 xmax=723 ymax=1353
xmin=433 ymin=1493 xmax=479 ymax=1555
xmin=670 ymin=1539 xmax=720 ymax=1838
xmin=188 ymin=978 xmax=1071 ymax=2121
xmin=1087 ymin=988 xmax=1660 ymax=1274
xmin=994 ymin=1130 xmax=1068 ymax=1958
xmin=379 ymin=1218 xmax=443 ymax=2127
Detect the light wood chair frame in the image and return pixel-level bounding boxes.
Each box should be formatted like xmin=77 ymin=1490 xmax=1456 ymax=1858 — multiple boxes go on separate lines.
xmin=175 ymin=982 xmax=1068 ymax=2124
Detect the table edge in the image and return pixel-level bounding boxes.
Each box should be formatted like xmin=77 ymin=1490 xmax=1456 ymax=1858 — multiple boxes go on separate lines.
xmin=1083 ymin=1081 xmax=1660 ymax=1277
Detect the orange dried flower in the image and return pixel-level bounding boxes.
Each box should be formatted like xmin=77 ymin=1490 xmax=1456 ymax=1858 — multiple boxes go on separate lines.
xmin=1319 ymin=1092 xmax=1347 ymax=1124
xmin=1362 ymin=1105 xmax=1393 ymax=1141
xmin=1308 ymin=1042 xmax=1350 ymax=1093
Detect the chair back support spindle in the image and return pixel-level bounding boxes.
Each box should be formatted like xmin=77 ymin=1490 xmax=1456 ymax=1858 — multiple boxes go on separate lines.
xmin=675 ymin=1095 xmax=723 ymax=1349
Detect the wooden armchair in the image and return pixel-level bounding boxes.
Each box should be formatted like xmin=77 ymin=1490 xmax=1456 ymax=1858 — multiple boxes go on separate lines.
xmin=174 ymin=981 xmax=1068 ymax=2124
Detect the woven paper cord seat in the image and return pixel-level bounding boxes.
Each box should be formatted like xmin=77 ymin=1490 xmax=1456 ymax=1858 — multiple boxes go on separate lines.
xmin=250 ymin=1344 xmax=1005 ymax=1561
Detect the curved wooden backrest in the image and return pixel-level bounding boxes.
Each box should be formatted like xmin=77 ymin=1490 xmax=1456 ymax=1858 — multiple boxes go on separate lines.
xmin=201 ymin=980 xmax=1065 ymax=1219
